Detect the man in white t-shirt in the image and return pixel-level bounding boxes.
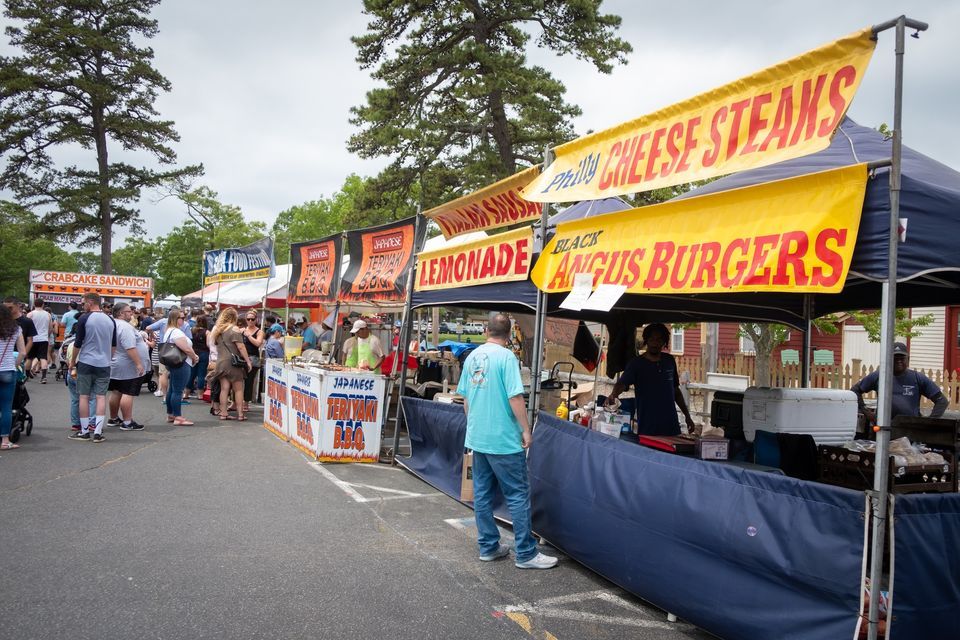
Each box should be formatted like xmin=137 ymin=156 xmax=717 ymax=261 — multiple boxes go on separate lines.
xmin=26 ymin=298 xmax=52 ymax=384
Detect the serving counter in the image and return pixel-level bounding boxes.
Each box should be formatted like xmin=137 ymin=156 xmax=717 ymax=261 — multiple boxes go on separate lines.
xmin=263 ymin=358 xmax=386 ymax=463
xmin=399 ymin=397 xmax=960 ymax=639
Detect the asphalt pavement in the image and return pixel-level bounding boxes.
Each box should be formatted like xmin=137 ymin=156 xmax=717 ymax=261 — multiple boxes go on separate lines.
xmin=0 ymin=375 xmax=713 ymax=640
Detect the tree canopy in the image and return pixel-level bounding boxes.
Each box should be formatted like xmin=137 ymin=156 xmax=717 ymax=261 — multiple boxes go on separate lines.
xmin=0 ymin=0 xmax=201 ymax=273
xmin=349 ymin=0 xmax=631 ymax=206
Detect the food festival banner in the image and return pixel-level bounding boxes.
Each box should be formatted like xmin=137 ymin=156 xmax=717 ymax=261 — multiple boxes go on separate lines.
xmin=415 ymin=227 xmax=533 ymax=291
xmin=29 ymin=270 xmax=153 ymax=303
xmin=531 ymin=164 xmax=867 ymax=295
xmin=288 ymin=366 xmax=322 ymax=458
xmin=263 ymin=359 xmax=290 ymax=441
xmin=203 ymin=237 xmax=276 ymax=285
xmin=425 ymin=166 xmax=542 ymax=239
xmin=523 ymin=29 xmax=876 ymax=203
xmin=339 ymin=217 xmax=418 ymax=304
xmin=318 ymin=372 xmax=385 ymax=463
xmin=288 ymin=235 xmax=342 ymax=305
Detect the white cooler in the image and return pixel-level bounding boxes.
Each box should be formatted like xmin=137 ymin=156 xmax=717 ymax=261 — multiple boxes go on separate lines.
xmin=742 ymin=387 xmax=857 ymax=445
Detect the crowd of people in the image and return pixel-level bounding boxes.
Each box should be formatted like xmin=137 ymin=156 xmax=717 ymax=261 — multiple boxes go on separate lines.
xmin=0 ymin=295 xmax=283 ymax=449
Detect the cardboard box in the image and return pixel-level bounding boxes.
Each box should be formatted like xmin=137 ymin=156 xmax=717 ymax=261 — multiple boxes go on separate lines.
xmin=696 ymin=437 xmax=730 ymax=460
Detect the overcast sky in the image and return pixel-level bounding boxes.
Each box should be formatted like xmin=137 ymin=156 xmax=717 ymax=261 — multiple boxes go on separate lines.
xmin=3 ymin=1 xmax=958 ymax=247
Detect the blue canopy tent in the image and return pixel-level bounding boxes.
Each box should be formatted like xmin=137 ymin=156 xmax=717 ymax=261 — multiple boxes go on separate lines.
xmin=544 ymin=118 xmax=960 ymax=327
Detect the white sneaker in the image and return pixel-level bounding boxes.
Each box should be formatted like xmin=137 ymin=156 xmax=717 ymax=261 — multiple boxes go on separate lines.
xmin=515 ymin=552 xmax=558 ymax=570
xmin=479 ymin=544 xmax=511 ymax=562
xmin=153 ymin=390 xmax=163 ymax=397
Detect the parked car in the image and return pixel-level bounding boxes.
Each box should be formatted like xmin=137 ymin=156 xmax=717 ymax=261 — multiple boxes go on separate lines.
xmin=464 ymin=322 xmax=485 ymax=335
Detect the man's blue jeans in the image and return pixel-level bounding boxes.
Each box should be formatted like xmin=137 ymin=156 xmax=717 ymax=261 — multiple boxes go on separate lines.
xmin=472 ymin=451 xmax=537 ymax=563
xmin=66 ymin=373 xmax=96 ymax=427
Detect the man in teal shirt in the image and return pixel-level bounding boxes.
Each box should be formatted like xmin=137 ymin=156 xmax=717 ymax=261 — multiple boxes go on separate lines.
xmin=457 ymin=314 xmax=557 ymax=570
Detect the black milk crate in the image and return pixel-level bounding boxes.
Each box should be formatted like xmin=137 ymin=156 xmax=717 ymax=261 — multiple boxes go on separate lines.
xmin=818 ymin=445 xmax=955 ymax=494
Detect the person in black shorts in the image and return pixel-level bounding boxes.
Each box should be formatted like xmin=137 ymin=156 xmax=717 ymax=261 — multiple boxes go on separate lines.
xmin=106 ymin=303 xmax=148 ymax=431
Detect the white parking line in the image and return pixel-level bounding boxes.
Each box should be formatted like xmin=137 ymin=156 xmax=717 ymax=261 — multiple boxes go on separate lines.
xmin=310 ymin=462 xmax=442 ymax=503
xmin=497 ymin=589 xmax=689 ymax=632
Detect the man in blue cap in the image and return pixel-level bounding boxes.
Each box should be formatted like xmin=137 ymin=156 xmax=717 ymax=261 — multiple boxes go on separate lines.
xmin=851 ymin=341 xmax=948 ymax=423
xmin=264 ymin=324 xmax=285 ymax=360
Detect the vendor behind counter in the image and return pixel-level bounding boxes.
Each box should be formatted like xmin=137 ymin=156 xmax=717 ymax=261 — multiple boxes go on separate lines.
xmin=341 ymin=320 xmax=384 ymax=373
xmin=605 ymin=323 xmax=696 ymax=436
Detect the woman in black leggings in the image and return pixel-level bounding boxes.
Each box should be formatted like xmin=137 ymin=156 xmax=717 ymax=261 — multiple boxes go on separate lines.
xmin=240 ymin=311 xmax=264 ymax=412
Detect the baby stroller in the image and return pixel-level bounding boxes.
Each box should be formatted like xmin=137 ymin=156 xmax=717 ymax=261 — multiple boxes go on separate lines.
xmin=141 ymin=367 xmax=158 ymax=394
xmin=9 ymin=373 xmax=32 ymax=443
xmin=55 ymin=337 xmax=73 ymax=382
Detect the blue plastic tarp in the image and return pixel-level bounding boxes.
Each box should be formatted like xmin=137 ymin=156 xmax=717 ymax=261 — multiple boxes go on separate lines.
xmin=528 ymin=414 xmax=866 ymax=640
xmin=398 ymin=398 xmax=507 ymax=518
xmin=890 ymin=492 xmax=960 ymax=637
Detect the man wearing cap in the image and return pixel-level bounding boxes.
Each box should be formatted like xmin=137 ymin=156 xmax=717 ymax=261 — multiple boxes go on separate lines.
xmin=341 ymin=320 xmax=384 ymax=372
xmin=264 ymin=324 xmax=285 ymax=359
xmin=851 ymin=341 xmax=949 ymax=423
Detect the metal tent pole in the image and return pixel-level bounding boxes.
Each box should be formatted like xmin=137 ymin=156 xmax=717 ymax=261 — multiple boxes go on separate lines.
xmin=392 ymin=211 xmax=423 ymax=463
xmin=866 ymin=16 xmax=927 ymax=640
xmin=801 ymin=294 xmax=813 ymax=387
xmin=528 ymin=146 xmax=554 ymax=427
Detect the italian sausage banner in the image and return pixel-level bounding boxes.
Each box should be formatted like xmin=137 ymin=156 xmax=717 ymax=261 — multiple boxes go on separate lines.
xmin=425 ymin=166 xmax=541 ymax=239
xmin=203 ymin=237 xmax=276 ymax=285
xmin=288 ymin=235 xmax=342 ymax=305
xmin=531 ymin=164 xmax=867 ymax=295
xmin=416 ymin=227 xmax=533 ymax=291
xmin=339 ymin=217 xmax=418 ymax=303
xmin=523 ymin=29 xmax=875 ymax=203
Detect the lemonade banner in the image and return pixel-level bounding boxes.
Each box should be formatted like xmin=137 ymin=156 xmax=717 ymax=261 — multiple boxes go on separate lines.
xmin=523 ymin=29 xmax=875 ymax=203
xmin=416 ymin=227 xmax=533 ymax=291
xmin=531 ymin=164 xmax=867 ymax=295
xmin=425 ymin=166 xmax=542 ymax=239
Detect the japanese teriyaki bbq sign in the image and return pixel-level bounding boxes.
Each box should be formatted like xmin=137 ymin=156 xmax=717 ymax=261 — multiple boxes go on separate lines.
xmin=522 ymin=29 xmax=876 ymax=203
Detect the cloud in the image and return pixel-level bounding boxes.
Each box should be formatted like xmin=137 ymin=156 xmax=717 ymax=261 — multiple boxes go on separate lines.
xmin=3 ymin=0 xmax=958 ymax=251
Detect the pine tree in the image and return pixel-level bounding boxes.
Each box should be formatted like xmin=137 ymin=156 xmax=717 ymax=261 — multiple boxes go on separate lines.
xmin=349 ymin=0 xmax=631 ymax=205
xmin=0 ymin=0 xmax=202 ymax=273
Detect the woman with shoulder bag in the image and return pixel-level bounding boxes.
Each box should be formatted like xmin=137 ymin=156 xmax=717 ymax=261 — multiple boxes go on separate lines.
xmin=241 ymin=310 xmax=264 ymax=412
xmin=160 ymin=309 xmax=199 ymax=426
xmin=210 ymin=307 xmax=252 ymax=421
xmin=0 ymin=305 xmax=27 ymax=450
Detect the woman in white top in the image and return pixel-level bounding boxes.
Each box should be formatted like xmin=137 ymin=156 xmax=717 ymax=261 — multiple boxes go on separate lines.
xmin=162 ymin=309 xmax=199 ymax=426
xmin=0 ymin=305 xmax=27 ymax=450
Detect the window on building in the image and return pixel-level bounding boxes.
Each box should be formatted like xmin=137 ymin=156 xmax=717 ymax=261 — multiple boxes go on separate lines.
xmin=671 ymin=326 xmax=684 ymax=355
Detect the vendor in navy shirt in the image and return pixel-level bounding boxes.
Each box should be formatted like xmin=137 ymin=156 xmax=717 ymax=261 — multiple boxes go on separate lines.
xmin=851 ymin=341 xmax=947 ymax=423
xmin=605 ymin=323 xmax=696 ymax=436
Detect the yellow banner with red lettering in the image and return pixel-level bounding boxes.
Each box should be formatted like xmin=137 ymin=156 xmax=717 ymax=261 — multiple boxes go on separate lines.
xmin=425 ymin=166 xmax=542 ymax=239
xmin=523 ymin=29 xmax=875 ymax=203
xmin=416 ymin=227 xmax=533 ymax=291
xmin=531 ymin=164 xmax=867 ymax=295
